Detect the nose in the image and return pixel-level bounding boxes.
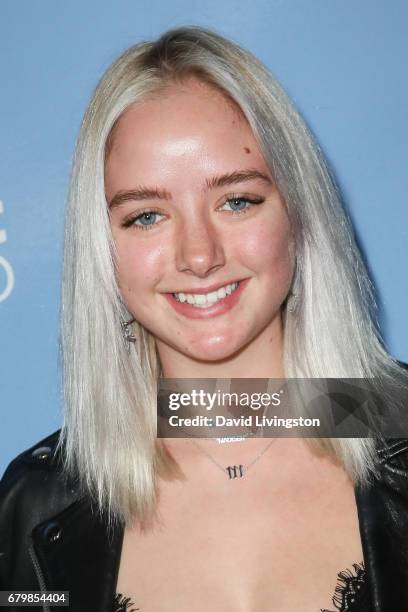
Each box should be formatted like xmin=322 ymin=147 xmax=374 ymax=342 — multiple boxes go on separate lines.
xmin=175 ymin=217 xmax=226 ymax=278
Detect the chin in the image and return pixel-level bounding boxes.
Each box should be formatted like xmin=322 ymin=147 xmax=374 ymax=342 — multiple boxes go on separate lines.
xmin=183 ymin=334 xmax=246 ymax=363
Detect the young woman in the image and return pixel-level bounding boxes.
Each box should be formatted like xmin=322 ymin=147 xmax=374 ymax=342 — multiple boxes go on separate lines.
xmin=1 ymin=25 xmax=407 ymax=612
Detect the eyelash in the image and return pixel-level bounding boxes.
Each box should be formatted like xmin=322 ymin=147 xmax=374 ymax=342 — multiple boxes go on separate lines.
xmin=121 ymin=195 xmax=265 ymax=231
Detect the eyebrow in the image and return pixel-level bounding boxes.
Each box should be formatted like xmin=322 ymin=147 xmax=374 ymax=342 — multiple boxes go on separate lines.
xmin=108 ymin=169 xmax=273 ymax=210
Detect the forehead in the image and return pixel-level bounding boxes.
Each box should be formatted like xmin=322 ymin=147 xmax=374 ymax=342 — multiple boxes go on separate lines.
xmin=104 ymin=78 xmax=271 ymax=199
xmin=107 ymin=78 xmax=259 ymax=158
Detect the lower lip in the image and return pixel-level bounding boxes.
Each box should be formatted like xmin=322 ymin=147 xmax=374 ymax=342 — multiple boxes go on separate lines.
xmin=163 ymin=279 xmax=249 ymax=320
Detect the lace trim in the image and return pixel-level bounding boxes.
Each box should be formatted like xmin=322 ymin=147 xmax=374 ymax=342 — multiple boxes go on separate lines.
xmin=113 ymin=592 xmax=140 ymax=611
xmin=114 ymin=562 xmax=368 ymax=612
xmin=321 ymin=562 xmax=368 ymax=612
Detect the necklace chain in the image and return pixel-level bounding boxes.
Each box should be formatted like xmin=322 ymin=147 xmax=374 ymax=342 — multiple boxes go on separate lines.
xmin=189 ymin=437 xmax=277 ymax=479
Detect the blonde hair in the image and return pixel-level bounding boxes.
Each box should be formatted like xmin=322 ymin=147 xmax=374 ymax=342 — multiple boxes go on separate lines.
xmin=58 ymin=25 xmax=407 ymax=526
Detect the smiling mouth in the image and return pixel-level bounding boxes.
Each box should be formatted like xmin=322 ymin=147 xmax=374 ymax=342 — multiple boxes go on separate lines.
xmin=172 ymin=281 xmax=240 ymax=309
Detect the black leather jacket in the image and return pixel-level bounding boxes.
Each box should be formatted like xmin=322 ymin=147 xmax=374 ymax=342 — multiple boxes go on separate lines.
xmin=1 ymin=430 xmax=408 ymax=611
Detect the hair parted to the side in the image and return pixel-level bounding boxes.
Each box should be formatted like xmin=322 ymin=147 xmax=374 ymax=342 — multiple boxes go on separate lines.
xmin=57 ymin=25 xmax=408 ymax=527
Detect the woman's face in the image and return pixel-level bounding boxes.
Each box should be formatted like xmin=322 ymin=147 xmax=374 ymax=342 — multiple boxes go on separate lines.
xmin=106 ymin=78 xmax=294 ymax=363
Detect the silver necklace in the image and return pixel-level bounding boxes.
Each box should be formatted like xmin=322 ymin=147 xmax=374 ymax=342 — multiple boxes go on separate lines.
xmin=190 ymin=438 xmax=277 ymax=480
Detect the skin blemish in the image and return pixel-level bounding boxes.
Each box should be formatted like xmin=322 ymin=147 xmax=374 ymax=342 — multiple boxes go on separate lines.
xmin=244 ymin=147 xmax=251 ymax=154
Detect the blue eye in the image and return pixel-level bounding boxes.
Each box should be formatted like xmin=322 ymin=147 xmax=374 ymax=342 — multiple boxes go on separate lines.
xmin=123 ymin=210 xmax=164 ymax=230
xmin=226 ymin=198 xmax=249 ymax=211
xmin=135 ymin=212 xmax=158 ymax=226
xmin=220 ymin=197 xmax=264 ymax=214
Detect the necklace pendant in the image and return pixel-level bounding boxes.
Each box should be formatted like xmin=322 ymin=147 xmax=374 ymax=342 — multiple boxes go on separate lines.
xmin=226 ymin=464 xmax=245 ymax=479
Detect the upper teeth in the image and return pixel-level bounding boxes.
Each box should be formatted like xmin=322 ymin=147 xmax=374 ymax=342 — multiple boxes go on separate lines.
xmin=173 ymin=282 xmax=239 ymax=308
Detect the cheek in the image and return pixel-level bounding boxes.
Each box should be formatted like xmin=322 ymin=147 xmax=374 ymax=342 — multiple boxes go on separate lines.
xmin=232 ymin=216 xmax=294 ymax=277
xmin=113 ymin=237 xmax=166 ymax=300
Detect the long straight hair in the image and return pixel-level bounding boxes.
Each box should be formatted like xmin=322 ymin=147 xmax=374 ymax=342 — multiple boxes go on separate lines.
xmin=58 ymin=25 xmax=407 ymax=526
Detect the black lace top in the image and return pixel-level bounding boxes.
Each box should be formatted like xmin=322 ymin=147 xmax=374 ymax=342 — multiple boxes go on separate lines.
xmin=322 ymin=562 xmax=370 ymax=611
xmin=113 ymin=561 xmax=370 ymax=611
xmin=113 ymin=593 xmax=139 ymax=611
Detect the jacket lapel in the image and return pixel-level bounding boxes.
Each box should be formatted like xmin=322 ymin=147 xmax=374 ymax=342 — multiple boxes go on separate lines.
xmin=32 ymin=498 xmax=124 ymax=611
xmin=355 ymin=439 xmax=408 ymax=611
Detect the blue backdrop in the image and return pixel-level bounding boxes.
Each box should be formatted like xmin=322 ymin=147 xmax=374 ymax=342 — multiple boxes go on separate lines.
xmin=1 ymin=0 xmax=407 ymax=474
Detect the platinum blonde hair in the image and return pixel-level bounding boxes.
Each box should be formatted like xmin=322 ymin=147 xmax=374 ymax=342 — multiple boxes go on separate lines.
xmin=58 ymin=25 xmax=407 ymax=526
